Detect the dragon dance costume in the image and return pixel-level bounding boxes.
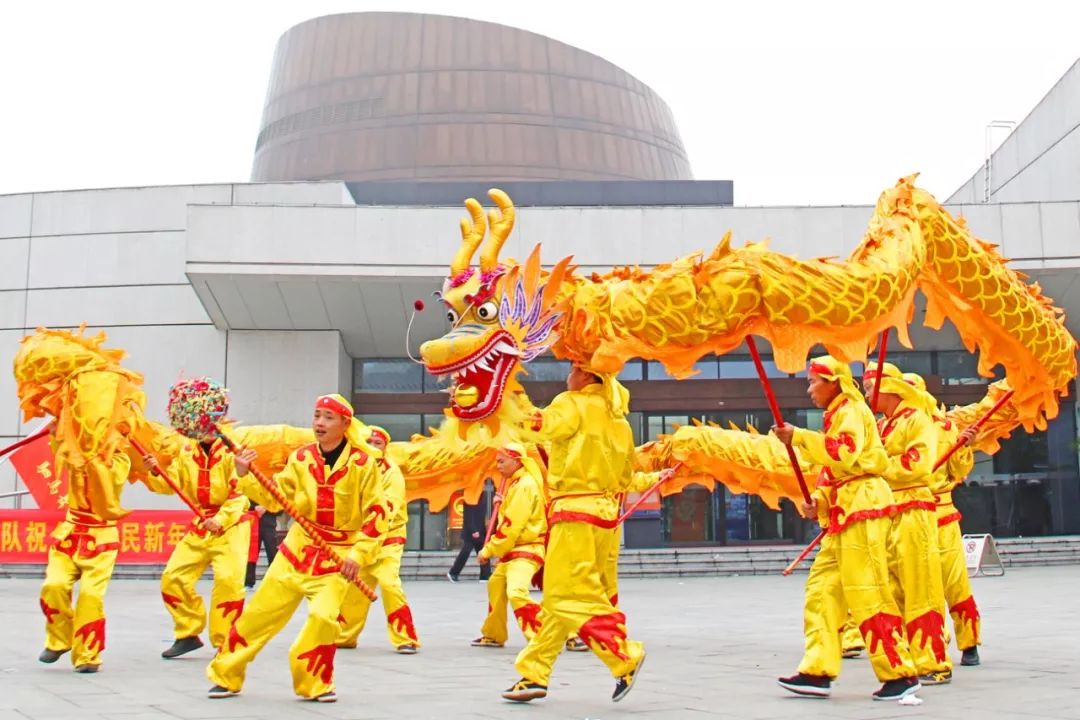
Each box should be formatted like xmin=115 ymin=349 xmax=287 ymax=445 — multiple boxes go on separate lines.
xmin=39 ymin=448 xmax=132 ymax=671
xmin=907 ymin=373 xmax=982 ymax=660
xmin=337 ymin=426 xmax=420 ymax=653
xmin=780 ymin=357 xmax=918 ymax=697
xmin=474 ymin=443 xmax=547 ymax=647
xmin=865 ymin=362 xmax=950 ymax=682
xmin=507 ymin=374 xmax=646 ymax=702
xmin=144 ymin=436 xmax=250 ymax=655
xmin=207 ymin=394 xmax=386 ymax=700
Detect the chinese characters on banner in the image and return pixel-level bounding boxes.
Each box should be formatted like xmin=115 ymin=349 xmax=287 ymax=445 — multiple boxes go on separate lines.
xmin=0 ymin=510 xmax=195 ymax=564
xmin=2 ymin=433 xmax=196 ymax=564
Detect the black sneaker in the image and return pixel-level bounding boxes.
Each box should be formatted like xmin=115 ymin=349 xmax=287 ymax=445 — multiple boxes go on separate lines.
xmin=162 ymin=636 xmax=204 ymax=659
xmin=446 ymin=571 xmax=460 ymax=583
xmin=961 ymin=647 xmax=980 ymax=666
xmin=207 ymin=685 xmax=238 ymax=699
xmin=314 ymin=692 xmax=337 ymax=703
xmin=777 ymin=672 xmax=831 ymax=697
xmin=612 ymin=652 xmax=646 ymax=702
xmin=872 ymin=677 xmax=920 ymax=701
xmin=919 ymin=670 xmax=952 ymax=686
xmin=39 ymin=648 xmax=69 ymax=664
xmin=74 ymin=664 xmax=99 ymax=674
xmin=502 ymin=679 xmax=548 ymax=702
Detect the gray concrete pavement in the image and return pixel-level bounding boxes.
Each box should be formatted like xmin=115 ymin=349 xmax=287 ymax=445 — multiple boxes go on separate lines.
xmin=1 ymin=566 xmax=1077 ymax=719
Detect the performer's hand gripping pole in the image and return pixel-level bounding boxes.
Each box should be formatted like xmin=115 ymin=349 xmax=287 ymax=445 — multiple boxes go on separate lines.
xmin=127 ymin=435 xmax=210 ymax=525
xmin=616 ymin=463 xmax=682 ymax=525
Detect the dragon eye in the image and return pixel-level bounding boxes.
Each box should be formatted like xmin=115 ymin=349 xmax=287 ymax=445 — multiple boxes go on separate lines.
xmin=446 ymin=309 xmax=459 ymax=324
xmin=475 ymin=301 xmax=498 ymax=322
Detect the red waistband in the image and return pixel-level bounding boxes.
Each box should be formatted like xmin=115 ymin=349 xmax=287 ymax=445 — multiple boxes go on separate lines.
xmin=548 ymin=510 xmax=618 ymax=529
xmin=826 ymin=499 xmax=937 ymax=535
xmin=382 ymin=536 xmax=406 ymax=546
xmin=49 ymin=532 xmax=119 ymax=559
xmin=502 ymin=550 xmax=544 ymax=565
xmin=937 ymin=511 xmax=963 ymax=527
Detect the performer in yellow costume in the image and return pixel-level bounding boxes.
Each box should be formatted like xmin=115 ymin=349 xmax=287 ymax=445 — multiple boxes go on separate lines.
xmin=863 ymin=363 xmax=951 ymax=685
xmin=38 ymin=441 xmax=131 ymax=673
xmin=141 ymin=424 xmax=250 ymax=659
xmin=773 ymin=356 xmax=920 ymax=701
xmin=503 ymin=366 xmax=646 ymax=704
xmin=337 ymin=426 xmax=420 ymax=654
xmin=472 ymin=443 xmax=547 ymax=648
xmin=905 ymin=373 xmax=982 ymax=667
xmin=206 ymin=394 xmax=386 ymax=703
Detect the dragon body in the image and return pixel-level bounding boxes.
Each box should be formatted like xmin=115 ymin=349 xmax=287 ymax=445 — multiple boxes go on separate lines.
xmin=13 ymin=177 xmax=1076 ymax=514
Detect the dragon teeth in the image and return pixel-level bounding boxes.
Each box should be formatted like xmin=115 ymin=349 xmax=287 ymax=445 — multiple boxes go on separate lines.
xmin=476 ymin=357 xmax=493 ymax=372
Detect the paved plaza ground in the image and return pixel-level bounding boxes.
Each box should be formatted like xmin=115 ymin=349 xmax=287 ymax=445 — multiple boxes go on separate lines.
xmin=1 ymin=565 xmax=1077 ymax=719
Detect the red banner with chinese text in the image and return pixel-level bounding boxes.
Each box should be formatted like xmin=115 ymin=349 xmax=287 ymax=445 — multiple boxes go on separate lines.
xmin=0 ymin=509 xmax=195 ymax=564
xmin=447 ymin=490 xmax=465 ymax=530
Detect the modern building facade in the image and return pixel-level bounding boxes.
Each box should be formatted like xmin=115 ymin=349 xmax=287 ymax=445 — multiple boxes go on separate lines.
xmin=2 ymin=14 xmax=1077 ymax=553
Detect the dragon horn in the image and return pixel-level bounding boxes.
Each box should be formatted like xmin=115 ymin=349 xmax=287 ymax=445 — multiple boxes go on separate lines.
xmin=451 ymin=198 xmax=486 ymax=275
xmin=480 ymin=189 xmax=515 ymax=272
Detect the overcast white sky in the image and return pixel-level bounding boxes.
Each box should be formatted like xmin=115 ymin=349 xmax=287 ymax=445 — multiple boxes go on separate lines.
xmin=0 ymin=0 xmax=1076 ymax=205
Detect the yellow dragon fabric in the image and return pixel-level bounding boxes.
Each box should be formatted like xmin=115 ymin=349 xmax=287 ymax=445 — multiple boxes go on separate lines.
xmin=404 ymin=176 xmax=1075 ymax=509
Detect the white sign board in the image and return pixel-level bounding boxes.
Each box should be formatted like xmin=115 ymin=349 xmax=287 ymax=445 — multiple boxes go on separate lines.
xmin=963 ymin=533 xmax=1005 ymax=577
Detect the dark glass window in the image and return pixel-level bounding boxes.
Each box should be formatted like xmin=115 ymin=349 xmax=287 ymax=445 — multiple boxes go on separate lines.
xmin=938 ymin=351 xmax=1002 ymax=385
xmin=354 ymin=359 xmax=423 ymax=393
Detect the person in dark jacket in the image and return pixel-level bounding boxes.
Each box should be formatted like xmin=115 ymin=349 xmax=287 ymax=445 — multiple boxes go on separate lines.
xmin=448 ymin=489 xmax=491 ymax=582
xmin=244 ymin=504 xmax=283 ymax=588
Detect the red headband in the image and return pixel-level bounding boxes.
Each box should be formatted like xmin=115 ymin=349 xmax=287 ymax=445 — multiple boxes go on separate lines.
xmin=315 ymin=395 xmax=352 ymax=419
xmin=808 ymin=362 xmax=833 ymax=378
xmin=499 ymin=447 xmax=524 ymax=459
xmin=369 ymin=428 xmax=390 ymax=443
xmin=862 ymin=368 xmax=880 ymax=382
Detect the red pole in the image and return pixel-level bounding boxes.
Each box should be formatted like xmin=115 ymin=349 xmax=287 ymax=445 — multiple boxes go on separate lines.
xmin=0 ymin=426 xmax=51 ymax=460
xmin=782 ymin=387 xmax=1016 ymax=576
xmin=616 ymin=465 xmax=680 ymax=525
xmin=215 ymin=429 xmax=377 ymax=601
xmin=933 ymin=389 xmax=1015 ymax=471
xmin=127 ymin=435 xmax=210 ymax=524
xmin=746 ymin=337 xmax=812 ymax=503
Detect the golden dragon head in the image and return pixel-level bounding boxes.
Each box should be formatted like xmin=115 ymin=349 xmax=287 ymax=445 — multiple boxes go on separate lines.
xmin=13 ymin=326 xmax=146 ymax=465
xmin=419 ymin=190 xmax=571 ymax=427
